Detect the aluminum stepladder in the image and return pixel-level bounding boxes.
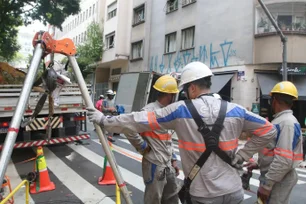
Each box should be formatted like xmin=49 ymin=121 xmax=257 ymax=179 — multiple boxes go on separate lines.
xmin=0 ymin=31 xmax=133 ymax=204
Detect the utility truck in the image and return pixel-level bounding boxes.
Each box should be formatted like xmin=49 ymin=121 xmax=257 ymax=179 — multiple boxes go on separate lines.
xmin=0 ymin=62 xmax=90 ymax=150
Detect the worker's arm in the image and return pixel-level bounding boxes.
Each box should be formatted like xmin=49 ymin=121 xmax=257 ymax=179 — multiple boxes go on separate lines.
xmin=88 ymin=102 xmax=183 ymax=135
xmin=264 ymin=122 xmax=303 ymax=189
xmin=125 ymin=131 xmax=149 ymax=154
xmin=236 ymin=107 xmax=277 ymax=161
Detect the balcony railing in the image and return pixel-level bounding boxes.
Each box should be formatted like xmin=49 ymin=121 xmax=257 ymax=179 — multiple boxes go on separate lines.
xmin=257 ymin=21 xmax=306 ymax=35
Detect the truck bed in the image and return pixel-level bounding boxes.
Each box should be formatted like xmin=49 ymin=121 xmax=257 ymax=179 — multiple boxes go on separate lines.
xmin=0 ymin=84 xmax=91 ymax=117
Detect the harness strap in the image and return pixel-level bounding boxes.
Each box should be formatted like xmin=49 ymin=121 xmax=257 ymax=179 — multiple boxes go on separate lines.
xmin=184 ymin=99 xmax=231 ymax=189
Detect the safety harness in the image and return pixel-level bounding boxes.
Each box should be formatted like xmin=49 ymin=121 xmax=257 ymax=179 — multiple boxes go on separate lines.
xmin=179 ymin=99 xmax=234 ymax=203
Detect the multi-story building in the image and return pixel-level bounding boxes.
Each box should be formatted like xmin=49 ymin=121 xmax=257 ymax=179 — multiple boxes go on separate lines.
xmin=55 ymin=0 xmax=103 ymax=46
xmin=15 ymin=22 xmax=46 ymax=68
xmin=94 ymin=0 xmax=133 ymax=94
xmin=129 ymin=0 xmax=306 ymax=126
xmin=54 ymin=0 xmax=133 ymax=100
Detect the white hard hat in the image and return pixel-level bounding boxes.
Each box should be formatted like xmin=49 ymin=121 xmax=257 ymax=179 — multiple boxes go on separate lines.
xmin=100 ymin=95 xmax=105 ymax=98
xmin=106 ymin=89 xmax=115 ymax=95
xmin=179 ymin=62 xmax=213 ymax=88
xmin=212 ymin=93 xmax=222 ymax=100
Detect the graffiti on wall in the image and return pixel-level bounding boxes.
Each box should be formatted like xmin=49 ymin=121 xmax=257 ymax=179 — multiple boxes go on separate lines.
xmin=150 ymin=40 xmax=237 ymax=74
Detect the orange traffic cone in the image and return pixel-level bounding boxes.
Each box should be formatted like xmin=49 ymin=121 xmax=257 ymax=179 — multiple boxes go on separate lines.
xmin=30 ymin=146 xmax=55 ymax=194
xmin=98 ymin=141 xmax=116 ymax=185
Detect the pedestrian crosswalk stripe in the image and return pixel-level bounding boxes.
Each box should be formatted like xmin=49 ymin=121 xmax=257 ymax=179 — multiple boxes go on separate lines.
xmin=7 ymin=161 xmax=35 ymax=204
xmin=296 ymin=168 xmax=306 ymax=173
xmin=67 ymin=143 xmax=146 ymax=192
xmin=117 ymin=138 xmax=182 ymax=160
xmin=93 ymin=139 xmax=256 ymax=201
xmin=6 ymin=138 xmax=306 ymax=203
xmin=42 ymin=148 xmax=115 ymax=204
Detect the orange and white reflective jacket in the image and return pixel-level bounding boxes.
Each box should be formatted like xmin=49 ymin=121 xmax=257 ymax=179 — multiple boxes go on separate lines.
xmin=125 ymin=101 xmax=176 ymax=167
xmin=102 ymin=95 xmax=276 ymax=198
xmin=258 ymin=110 xmax=303 ymax=186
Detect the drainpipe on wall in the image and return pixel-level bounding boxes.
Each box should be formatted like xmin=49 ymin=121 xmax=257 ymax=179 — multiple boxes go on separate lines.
xmin=258 ymin=0 xmax=287 ymax=81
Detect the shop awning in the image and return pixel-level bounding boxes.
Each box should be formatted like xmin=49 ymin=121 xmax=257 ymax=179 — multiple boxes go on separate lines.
xmin=257 ymin=73 xmax=280 ymax=99
xmin=210 ymin=74 xmax=234 ymax=93
xmin=291 ymin=77 xmax=306 ymax=100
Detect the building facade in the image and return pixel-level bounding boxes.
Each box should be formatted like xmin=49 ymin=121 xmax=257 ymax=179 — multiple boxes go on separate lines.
xmin=128 ymin=0 xmax=306 ymax=126
xmin=95 ymin=0 xmax=133 ymax=94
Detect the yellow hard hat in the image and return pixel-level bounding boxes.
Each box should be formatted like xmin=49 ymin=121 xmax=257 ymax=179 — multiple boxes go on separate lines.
xmin=270 ymin=81 xmax=298 ymax=100
xmin=153 ymin=75 xmax=179 ymax=94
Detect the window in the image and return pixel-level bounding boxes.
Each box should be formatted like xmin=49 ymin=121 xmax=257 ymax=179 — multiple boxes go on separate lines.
xmin=166 ymin=0 xmax=178 ymax=13
xmin=277 ymin=15 xmax=292 ymax=30
xmin=86 ymin=9 xmax=88 ymax=19
xmin=106 ymin=32 xmax=115 ymax=49
xmin=181 ymin=26 xmax=195 ymax=50
xmin=182 ymin=0 xmax=196 ymax=6
xmin=77 ymin=16 xmax=79 ymax=25
xmin=74 ymin=18 xmax=77 ymax=27
xmin=111 ymin=68 xmax=121 ymax=75
xmin=131 ymin=41 xmax=143 ymax=60
xmin=84 ymin=31 xmax=87 ymax=41
xmin=93 ymin=4 xmax=95 ymax=15
xmin=89 ymin=6 xmax=92 ymax=17
xmin=165 ymin=32 xmax=176 ymax=53
xmin=133 ymin=4 xmax=145 ymax=25
xmin=83 ymin=11 xmax=85 ymax=22
xmin=107 ymin=1 xmax=117 ymax=20
xmin=75 ymin=36 xmax=78 ymax=44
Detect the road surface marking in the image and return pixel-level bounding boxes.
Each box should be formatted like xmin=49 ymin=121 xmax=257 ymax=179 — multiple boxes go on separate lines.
xmin=6 ymin=161 xmax=35 ymax=204
xmin=43 ymin=148 xmax=115 ymax=204
xmin=117 ymin=138 xmax=181 ymax=160
xmin=67 ymin=143 xmax=146 ymax=192
xmin=93 ymin=140 xmax=254 ymax=200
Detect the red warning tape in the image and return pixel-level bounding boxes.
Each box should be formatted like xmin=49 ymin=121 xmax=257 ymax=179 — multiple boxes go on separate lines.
xmin=118 ymin=182 xmax=126 ymax=188
xmin=8 ymin=128 xmax=19 ymax=133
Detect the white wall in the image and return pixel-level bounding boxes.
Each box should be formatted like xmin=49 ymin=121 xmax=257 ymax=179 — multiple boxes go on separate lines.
xmin=147 ymin=0 xmax=255 ymax=74
xmin=102 ymin=0 xmax=132 ymax=63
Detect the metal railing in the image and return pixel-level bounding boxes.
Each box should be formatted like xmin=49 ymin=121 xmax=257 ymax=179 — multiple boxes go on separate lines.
xmin=0 ymin=180 xmax=29 ymax=204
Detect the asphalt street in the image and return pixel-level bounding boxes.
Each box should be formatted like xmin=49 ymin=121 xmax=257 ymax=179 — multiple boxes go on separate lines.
xmin=4 ymin=121 xmax=306 ymax=203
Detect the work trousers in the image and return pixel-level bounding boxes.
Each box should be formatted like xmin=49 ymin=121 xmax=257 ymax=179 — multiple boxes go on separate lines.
xmin=142 ymin=158 xmax=178 ymax=204
xmin=190 ymin=189 xmax=244 ymax=204
xmin=260 ymin=169 xmax=298 ymax=204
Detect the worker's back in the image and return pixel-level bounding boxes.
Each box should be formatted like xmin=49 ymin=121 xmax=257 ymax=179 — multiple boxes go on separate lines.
xmin=163 ymin=95 xmax=272 ymax=198
xmin=102 ymin=94 xmax=275 ymax=198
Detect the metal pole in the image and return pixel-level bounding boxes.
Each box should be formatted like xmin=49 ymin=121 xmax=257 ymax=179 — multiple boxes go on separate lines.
xmin=258 ymin=0 xmax=288 ymax=81
xmin=68 ymin=56 xmax=133 ymax=204
xmin=0 ymin=44 xmax=43 ymax=186
xmin=282 ymin=39 xmax=288 ymax=81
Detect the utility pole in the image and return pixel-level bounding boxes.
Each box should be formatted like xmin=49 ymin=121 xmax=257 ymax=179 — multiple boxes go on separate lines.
xmin=258 ymin=0 xmax=287 ymax=81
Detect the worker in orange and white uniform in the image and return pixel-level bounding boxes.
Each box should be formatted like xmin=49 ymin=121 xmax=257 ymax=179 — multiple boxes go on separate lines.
xmin=125 ymin=75 xmax=180 ymax=204
xmin=87 ymin=61 xmax=276 ymax=204
xmin=245 ymin=81 xmax=303 ymax=204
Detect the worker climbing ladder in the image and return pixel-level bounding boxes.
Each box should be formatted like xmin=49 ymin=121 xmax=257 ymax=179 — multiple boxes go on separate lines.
xmin=0 ymin=31 xmax=133 ymax=204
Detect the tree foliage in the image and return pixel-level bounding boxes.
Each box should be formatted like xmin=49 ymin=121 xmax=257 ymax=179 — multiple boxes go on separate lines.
xmin=0 ymin=0 xmax=81 ymax=61
xmin=76 ymin=22 xmax=103 ymax=79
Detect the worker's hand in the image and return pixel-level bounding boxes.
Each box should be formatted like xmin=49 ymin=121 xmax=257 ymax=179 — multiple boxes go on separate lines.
xmin=139 ymin=142 xmax=151 ymax=155
xmin=171 ymin=160 xmax=180 ymax=177
xmin=87 ymin=107 xmax=105 ymax=125
xmin=244 ymin=161 xmax=259 ymax=171
xmin=257 ymin=185 xmax=271 ymax=203
xmin=232 ymin=154 xmax=244 ymax=169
